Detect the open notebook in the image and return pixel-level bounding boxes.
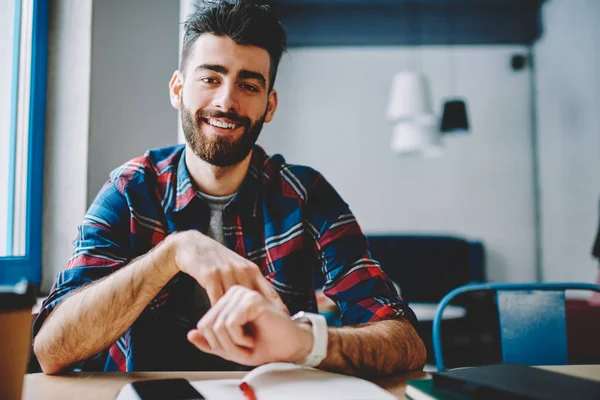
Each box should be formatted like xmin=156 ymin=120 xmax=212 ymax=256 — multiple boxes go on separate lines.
xmin=192 ymin=363 xmax=395 ymax=400
xmin=116 ymin=363 xmax=395 ymax=400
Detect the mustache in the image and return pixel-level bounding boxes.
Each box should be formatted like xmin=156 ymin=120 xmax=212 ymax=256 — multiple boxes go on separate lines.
xmin=196 ymin=109 xmax=251 ymax=128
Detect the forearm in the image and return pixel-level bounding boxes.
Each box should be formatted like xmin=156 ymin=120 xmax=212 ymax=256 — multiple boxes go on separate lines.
xmin=318 ymin=319 xmax=426 ymax=378
xmin=34 ymin=239 xmax=178 ymax=374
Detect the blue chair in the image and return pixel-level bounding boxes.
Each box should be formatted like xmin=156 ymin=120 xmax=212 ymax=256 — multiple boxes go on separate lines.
xmin=432 ymin=282 xmax=600 ymax=371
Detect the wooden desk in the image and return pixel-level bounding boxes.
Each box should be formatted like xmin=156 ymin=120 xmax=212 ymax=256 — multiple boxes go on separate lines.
xmin=23 ymin=369 xmax=429 ymax=400
xmin=23 ymin=365 xmax=600 ymax=400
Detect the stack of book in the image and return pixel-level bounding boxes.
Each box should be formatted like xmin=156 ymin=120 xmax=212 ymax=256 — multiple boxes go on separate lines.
xmin=405 ymin=364 xmax=600 ymax=400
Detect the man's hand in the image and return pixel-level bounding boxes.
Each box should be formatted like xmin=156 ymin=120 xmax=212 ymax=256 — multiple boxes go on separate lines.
xmin=187 ymin=285 xmax=313 ymax=366
xmin=170 ymin=231 xmax=288 ymax=313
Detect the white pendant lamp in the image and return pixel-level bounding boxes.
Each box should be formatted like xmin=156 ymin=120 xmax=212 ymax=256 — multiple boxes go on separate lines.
xmin=387 ymin=71 xmax=435 ymax=122
xmin=386 ymin=71 xmax=441 ymax=155
xmin=390 ymin=121 xmax=442 ymax=157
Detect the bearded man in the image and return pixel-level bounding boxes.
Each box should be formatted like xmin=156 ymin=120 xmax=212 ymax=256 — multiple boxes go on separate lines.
xmin=33 ymin=0 xmax=426 ymax=377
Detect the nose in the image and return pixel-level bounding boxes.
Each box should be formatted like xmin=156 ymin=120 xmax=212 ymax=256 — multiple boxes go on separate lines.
xmin=211 ymin=82 xmax=238 ymax=112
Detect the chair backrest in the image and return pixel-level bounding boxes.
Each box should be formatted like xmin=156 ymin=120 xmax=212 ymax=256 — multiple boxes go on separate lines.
xmin=364 ymin=235 xmax=485 ymax=302
xmin=312 ymin=235 xmax=486 ymax=302
xmin=432 ymin=282 xmax=600 ymax=371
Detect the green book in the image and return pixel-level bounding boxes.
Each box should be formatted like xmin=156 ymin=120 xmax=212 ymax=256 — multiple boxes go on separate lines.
xmin=405 ymin=379 xmax=470 ymax=400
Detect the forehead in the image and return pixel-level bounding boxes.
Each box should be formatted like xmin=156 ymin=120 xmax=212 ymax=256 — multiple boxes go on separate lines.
xmin=186 ymin=34 xmax=271 ymax=78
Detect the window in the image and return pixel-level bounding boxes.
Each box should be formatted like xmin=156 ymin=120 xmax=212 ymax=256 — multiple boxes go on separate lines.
xmin=0 ymin=0 xmax=48 ymax=285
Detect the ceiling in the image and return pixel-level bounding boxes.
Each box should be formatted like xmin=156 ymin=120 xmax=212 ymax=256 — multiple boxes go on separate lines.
xmin=266 ymin=0 xmax=546 ymax=47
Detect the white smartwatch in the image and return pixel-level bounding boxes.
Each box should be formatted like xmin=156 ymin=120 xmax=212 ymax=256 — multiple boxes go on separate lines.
xmin=290 ymin=311 xmax=328 ymax=367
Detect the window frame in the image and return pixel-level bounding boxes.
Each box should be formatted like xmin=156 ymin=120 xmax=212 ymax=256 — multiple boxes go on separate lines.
xmin=0 ymin=0 xmax=49 ymax=285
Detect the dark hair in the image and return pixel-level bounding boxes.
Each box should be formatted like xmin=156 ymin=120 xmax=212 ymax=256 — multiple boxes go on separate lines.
xmin=181 ymin=0 xmax=287 ymax=91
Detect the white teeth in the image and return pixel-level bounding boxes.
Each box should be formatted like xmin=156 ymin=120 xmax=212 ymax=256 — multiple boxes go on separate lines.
xmin=208 ymin=118 xmax=237 ymax=129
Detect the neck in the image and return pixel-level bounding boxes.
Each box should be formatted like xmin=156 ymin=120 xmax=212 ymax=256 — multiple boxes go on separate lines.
xmin=184 ymin=146 xmax=252 ymax=196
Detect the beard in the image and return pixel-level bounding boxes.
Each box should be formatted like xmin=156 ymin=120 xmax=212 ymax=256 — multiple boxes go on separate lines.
xmin=181 ymin=103 xmax=266 ymax=167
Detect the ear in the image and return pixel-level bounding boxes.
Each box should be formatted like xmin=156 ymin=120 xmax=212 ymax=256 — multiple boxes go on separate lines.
xmin=264 ymin=89 xmax=278 ymax=123
xmin=169 ymin=71 xmax=183 ymax=109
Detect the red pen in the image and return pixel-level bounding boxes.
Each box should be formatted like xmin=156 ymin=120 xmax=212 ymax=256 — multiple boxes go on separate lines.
xmin=239 ymin=381 xmax=257 ymax=400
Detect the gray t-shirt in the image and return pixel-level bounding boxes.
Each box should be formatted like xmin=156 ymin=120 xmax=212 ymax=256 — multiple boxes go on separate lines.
xmin=194 ymin=191 xmax=236 ymax=311
xmin=199 ymin=191 xmax=236 ymax=246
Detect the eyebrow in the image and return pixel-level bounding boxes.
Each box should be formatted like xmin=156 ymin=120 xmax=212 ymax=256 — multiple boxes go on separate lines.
xmin=238 ymin=70 xmax=267 ymax=89
xmin=196 ymin=64 xmax=267 ymax=89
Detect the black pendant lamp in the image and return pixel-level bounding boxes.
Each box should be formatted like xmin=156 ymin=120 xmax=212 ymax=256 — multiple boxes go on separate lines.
xmin=440 ymin=98 xmax=469 ymax=133
xmin=441 ymin=13 xmax=470 ymax=135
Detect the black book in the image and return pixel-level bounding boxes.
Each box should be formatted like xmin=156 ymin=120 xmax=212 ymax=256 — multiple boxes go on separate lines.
xmin=431 ymin=364 xmax=600 ymax=400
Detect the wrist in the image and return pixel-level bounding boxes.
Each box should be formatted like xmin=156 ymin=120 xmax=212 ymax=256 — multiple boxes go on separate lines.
xmin=152 ymin=234 xmax=181 ymax=279
xmin=292 ymin=322 xmax=314 ymax=364
xmin=166 ymin=230 xmax=206 ymax=273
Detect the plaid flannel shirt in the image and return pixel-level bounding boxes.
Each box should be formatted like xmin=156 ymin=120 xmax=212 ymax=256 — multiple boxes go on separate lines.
xmin=33 ymin=144 xmax=416 ymax=372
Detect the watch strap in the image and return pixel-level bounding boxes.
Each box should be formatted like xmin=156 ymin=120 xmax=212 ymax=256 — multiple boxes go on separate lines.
xmin=291 ymin=311 xmax=328 ymax=367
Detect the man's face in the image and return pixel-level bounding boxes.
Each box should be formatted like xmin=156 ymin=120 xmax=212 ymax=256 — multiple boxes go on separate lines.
xmin=170 ymin=34 xmax=278 ymax=167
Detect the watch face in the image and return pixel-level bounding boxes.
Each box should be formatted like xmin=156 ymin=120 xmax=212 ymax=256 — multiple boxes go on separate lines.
xmin=297 ymin=318 xmax=312 ymax=326
xmin=291 ymin=311 xmax=307 ymax=320
xmin=292 ymin=312 xmax=322 ymax=325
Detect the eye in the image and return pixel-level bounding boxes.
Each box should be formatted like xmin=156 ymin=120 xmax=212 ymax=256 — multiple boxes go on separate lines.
xmin=201 ymin=77 xmax=219 ymax=84
xmin=240 ymin=83 xmax=259 ymax=93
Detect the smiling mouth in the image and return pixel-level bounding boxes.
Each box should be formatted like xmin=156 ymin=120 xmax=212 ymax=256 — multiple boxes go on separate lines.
xmin=201 ymin=117 xmax=242 ymax=130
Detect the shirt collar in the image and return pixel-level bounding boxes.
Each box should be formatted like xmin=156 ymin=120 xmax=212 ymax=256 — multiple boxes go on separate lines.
xmin=173 ymin=145 xmax=272 ymax=217
xmin=173 ymin=148 xmax=197 ymax=212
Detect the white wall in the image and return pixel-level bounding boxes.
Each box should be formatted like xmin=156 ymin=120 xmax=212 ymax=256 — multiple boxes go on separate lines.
xmin=41 ymin=0 xmax=180 ymax=291
xmin=178 ymin=0 xmax=194 ymax=145
xmin=88 ymin=0 xmax=179 ymax=204
xmin=535 ymin=0 xmax=600 ymax=282
xmin=39 ymin=0 xmax=600 ymax=289
xmin=42 ymin=0 xmax=93 ymax=292
xmin=259 ymin=46 xmax=537 ymax=282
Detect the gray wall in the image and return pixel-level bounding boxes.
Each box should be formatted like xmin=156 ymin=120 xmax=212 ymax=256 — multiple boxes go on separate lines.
xmin=535 ymin=0 xmax=600 ymax=282
xmin=40 ymin=0 xmax=599 ymax=289
xmin=88 ymin=0 xmax=179 ymax=204
xmin=42 ymin=0 xmax=93 ymax=292
xmin=259 ymin=46 xmax=536 ymax=282
xmin=42 ymin=0 xmax=180 ymax=290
